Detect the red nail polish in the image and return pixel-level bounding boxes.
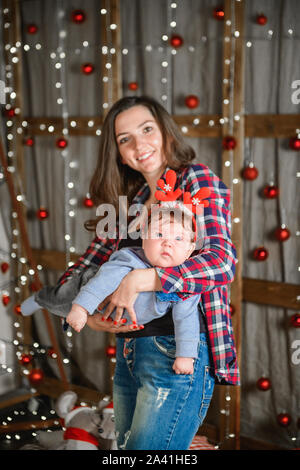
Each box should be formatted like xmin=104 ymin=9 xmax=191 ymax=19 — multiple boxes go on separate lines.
xmin=121 ymin=319 xmax=127 ymax=324
xmin=139 ymin=325 xmax=144 ymax=330
xmin=113 ymin=321 xmax=118 ymax=325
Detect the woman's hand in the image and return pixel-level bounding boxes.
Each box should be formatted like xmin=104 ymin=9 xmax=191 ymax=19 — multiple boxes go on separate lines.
xmin=86 ymin=312 xmax=143 ymax=333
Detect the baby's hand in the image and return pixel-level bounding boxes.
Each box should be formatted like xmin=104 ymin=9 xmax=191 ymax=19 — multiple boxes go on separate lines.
xmin=172 ymin=357 xmax=194 ymax=375
xmin=66 ymin=304 xmax=88 ymax=332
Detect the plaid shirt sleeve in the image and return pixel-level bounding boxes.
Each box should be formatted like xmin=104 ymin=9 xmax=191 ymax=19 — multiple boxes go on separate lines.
xmin=58 ymin=235 xmax=118 ymax=285
xmin=155 ymin=164 xmax=237 ymax=297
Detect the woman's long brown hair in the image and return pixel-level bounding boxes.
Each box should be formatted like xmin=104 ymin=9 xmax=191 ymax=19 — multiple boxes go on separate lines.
xmin=84 ymin=96 xmax=196 ymax=231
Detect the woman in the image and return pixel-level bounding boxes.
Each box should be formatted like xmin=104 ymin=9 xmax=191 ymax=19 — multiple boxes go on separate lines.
xmin=58 ymin=96 xmax=239 ymax=450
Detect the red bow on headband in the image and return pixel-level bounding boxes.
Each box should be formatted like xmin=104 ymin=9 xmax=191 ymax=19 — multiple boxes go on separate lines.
xmin=155 ymin=169 xmax=210 ymax=214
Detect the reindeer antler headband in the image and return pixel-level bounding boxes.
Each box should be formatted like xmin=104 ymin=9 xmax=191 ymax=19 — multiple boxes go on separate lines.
xmin=153 ymin=169 xmax=211 ymax=242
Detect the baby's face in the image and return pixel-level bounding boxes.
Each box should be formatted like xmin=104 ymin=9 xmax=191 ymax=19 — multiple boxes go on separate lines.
xmin=142 ymin=218 xmax=195 ymax=267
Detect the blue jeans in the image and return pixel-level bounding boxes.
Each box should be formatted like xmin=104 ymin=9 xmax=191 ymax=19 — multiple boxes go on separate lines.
xmin=113 ymin=333 xmax=215 ymax=450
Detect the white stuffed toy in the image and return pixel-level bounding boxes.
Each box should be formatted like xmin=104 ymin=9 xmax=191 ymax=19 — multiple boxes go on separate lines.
xmin=34 ymin=391 xmax=118 ymax=450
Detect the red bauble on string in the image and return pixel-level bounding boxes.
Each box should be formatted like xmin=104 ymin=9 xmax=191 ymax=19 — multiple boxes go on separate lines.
xmin=222 ymin=136 xmax=237 ymax=151
xmin=256 ymin=377 xmax=271 ymax=391
xmin=290 ymin=313 xmax=300 ymax=328
xmin=275 ymin=225 xmax=290 ymax=242
xmin=263 ymin=184 xmax=279 ymax=199
xmin=105 ymin=345 xmax=116 ymax=358
xmin=277 ymin=413 xmax=291 ymax=427
xmin=36 ymin=207 xmax=49 ymax=220
xmin=253 ymin=246 xmax=268 ymax=261
xmin=128 ymin=82 xmax=138 ymax=91
xmin=71 ymin=9 xmax=86 ymax=24
xmin=170 ymin=34 xmax=184 ymax=48
xmin=4 ymin=108 xmax=16 ymax=118
xmin=1 ymin=262 xmax=9 ymax=273
xmin=27 ymin=24 xmax=38 ymax=34
xmin=24 ymin=137 xmax=34 ymax=147
xmin=289 ymin=136 xmax=300 ymax=150
xmin=81 ymin=63 xmax=94 ymax=75
xmin=242 ymin=164 xmax=259 ymax=180
xmin=14 ymin=304 xmax=22 ymax=315
xmin=56 ymin=137 xmax=68 ymax=149
xmin=83 ymin=196 xmax=94 ymax=208
xmin=184 ymin=95 xmax=199 ymax=109
xmin=256 ymin=14 xmax=268 ymax=25
xmin=20 ymin=353 xmax=33 ymax=366
xmin=28 ymin=368 xmax=44 ymax=385
xmin=47 ymin=348 xmax=57 ymax=359
xmin=213 ymin=7 xmax=225 ymax=20
xmin=2 ymin=293 xmax=10 ymax=306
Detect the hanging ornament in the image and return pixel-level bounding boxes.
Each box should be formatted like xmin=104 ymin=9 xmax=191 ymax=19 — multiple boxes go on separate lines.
xmin=14 ymin=304 xmax=22 ymax=315
xmin=277 ymin=413 xmax=291 ymax=427
xmin=27 ymin=24 xmax=38 ymax=34
xmin=275 ymin=225 xmax=290 ymax=242
xmin=222 ymin=136 xmax=237 ymax=151
xmin=289 ymin=136 xmax=300 ymax=151
xmin=36 ymin=207 xmax=49 ymax=220
xmin=256 ymin=377 xmax=271 ymax=391
xmin=1 ymin=262 xmax=9 ymax=273
xmin=263 ymin=183 xmax=279 ymax=199
xmin=2 ymin=293 xmax=10 ymax=306
xmin=56 ymin=137 xmax=68 ymax=149
xmin=290 ymin=313 xmax=300 ymax=328
xmin=20 ymin=353 xmax=33 ymax=366
xmin=105 ymin=345 xmax=116 ymax=358
xmin=170 ymin=34 xmax=184 ymax=48
xmin=83 ymin=195 xmax=94 ymax=208
xmin=128 ymin=82 xmax=138 ymax=91
xmin=71 ymin=9 xmax=86 ymax=24
xmin=213 ymin=7 xmax=225 ymax=20
xmin=253 ymin=246 xmax=268 ymax=261
xmin=4 ymin=108 xmax=16 ymax=118
xmin=47 ymin=347 xmax=58 ymax=359
xmin=184 ymin=95 xmax=199 ymax=109
xmin=81 ymin=63 xmax=94 ymax=75
xmin=256 ymin=14 xmax=268 ymax=25
xmin=242 ymin=163 xmax=259 ymax=180
xmin=28 ymin=368 xmax=44 ymax=385
xmin=24 ymin=137 xmax=34 ymax=147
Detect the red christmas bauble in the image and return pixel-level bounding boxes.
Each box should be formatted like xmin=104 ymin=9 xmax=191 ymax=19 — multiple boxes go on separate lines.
xmin=184 ymin=95 xmax=199 ymax=109
xmin=1 ymin=262 xmax=9 ymax=273
xmin=256 ymin=377 xmax=271 ymax=391
xmin=256 ymin=14 xmax=268 ymax=25
xmin=28 ymin=368 xmax=44 ymax=385
xmin=24 ymin=137 xmax=34 ymax=146
xmin=4 ymin=108 xmax=16 ymax=118
xmin=36 ymin=207 xmax=49 ymax=220
xmin=27 ymin=24 xmax=38 ymax=34
xmin=213 ymin=7 xmax=225 ymax=20
xmin=2 ymin=294 xmax=10 ymax=306
xmin=47 ymin=347 xmax=57 ymax=359
xmin=289 ymin=137 xmax=300 ymax=150
xmin=14 ymin=304 xmax=22 ymax=315
xmin=170 ymin=34 xmax=184 ymax=48
xmin=56 ymin=137 xmax=68 ymax=149
xmin=277 ymin=413 xmax=291 ymax=427
xmin=105 ymin=345 xmax=116 ymax=358
xmin=253 ymin=246 xmax=268 ymax=261
xmin=275 ymin=226 xmax=290 ymax=242
xmin=290 ymin=313 xmax=300 ymax=328
xmin=20 ymin=353 xmax=33 ymax=366
xmin=128 ymin=82 xmax=138 ymax=91
xmin=83 ymin=196 xmax=94 ymax=208
xmin=242 ymin=164 xmax=259 ymax=180
xmin=81 ymin=63 xmax=94 ymax=75
xmin=263 ymin=184 xmax=279 ymax=199
xmin=71 ymin=9 xmax=86 ymax=24
xmin=222 ymin=136 xmax=237 ymax=151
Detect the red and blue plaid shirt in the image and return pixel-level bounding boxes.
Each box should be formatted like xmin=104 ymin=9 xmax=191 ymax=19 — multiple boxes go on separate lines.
xmin=59 ymin=164 xmax=240 ymax=385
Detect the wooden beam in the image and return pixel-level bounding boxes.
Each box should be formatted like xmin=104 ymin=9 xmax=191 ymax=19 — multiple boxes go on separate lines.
xmin=243 ymin=278 xmax=300 ymax=311
xmin=0 ymin=419 xmax=60 ymax=434
xmin=22 ymin=114 xmax=300 ymax=137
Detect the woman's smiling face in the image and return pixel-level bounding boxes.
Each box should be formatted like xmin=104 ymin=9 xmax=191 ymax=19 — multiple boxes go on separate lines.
xmin=114 ymin=105 xmax=167 ymax=179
